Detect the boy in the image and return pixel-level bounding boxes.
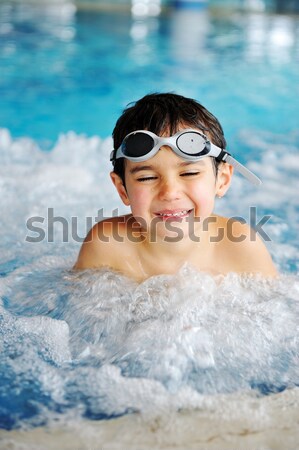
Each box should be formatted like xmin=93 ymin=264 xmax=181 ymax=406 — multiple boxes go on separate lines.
xmin=74 ymin=93 xmax=277 ymax=281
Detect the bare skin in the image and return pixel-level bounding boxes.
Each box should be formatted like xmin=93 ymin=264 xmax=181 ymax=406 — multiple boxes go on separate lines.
xmin=74 ymin=130 xmax=277 ymax=282
xmin=74 ymin=213 xmax=277 ymax=282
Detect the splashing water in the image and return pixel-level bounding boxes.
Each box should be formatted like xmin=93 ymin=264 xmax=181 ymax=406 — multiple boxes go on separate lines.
xmin=1 ymin=262 xmax=299 ymax=425
xmin=0 ymin=130 xmax=298 ymax=449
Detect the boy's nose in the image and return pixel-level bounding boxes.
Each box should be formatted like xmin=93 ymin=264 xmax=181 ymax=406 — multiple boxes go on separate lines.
xmin=158 ymin=177 xmax=182 ymax=202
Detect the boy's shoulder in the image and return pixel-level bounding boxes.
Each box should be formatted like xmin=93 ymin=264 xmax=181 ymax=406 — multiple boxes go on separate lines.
xmin=93 ymin=214 xmax=134 ymax=236
xmin=214 ymin=215 xmax=277 ymax=276
xmin=74 ymin=214 xmax=138 ymax=271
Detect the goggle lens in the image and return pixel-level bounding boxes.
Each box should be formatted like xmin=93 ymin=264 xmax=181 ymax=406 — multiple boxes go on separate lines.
xmin=176 ymin=131 xmax=208 ymax=156
xmin=122 ymin=131 xmax=209 ymax=159
xmin=122 ymin=133 xmax=154 ymax=158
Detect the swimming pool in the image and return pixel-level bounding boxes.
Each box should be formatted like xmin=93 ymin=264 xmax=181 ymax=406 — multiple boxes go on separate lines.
xmin=0 ymin=3 xmax=299 ymax=449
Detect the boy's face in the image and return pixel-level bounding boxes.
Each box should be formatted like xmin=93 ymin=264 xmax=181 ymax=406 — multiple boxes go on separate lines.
xmin=111 ymin=127 xmax=233 ymax=241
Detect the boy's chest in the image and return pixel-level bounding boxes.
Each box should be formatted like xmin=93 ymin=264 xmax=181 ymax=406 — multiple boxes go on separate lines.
xmin=114 ymin=241 xmax=236 ymax=281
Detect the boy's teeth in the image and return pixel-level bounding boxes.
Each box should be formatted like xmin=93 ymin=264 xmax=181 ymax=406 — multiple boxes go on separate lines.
xmin=159 ymin=210 xmax=188 ymax=216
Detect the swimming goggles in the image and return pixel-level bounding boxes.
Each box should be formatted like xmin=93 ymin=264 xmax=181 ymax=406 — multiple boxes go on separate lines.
xmin=110 ymin=129 xmax=261 ymax=186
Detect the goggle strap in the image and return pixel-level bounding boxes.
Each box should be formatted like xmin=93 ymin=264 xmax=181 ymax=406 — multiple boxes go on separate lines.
xmin=225 ymin=155 xmax=262 ymax=186
xmin=215 ymin=148 xmax=228 ymax=162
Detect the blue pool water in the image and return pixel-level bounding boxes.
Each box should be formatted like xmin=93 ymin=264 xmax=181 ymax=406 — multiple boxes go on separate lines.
xmin=0 ymin=3 xmax=299 ymax=444
xmin=1 ymin=4 xmax=299 ymax=145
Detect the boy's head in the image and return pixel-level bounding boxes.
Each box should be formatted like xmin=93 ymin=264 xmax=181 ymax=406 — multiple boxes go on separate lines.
xmin=111 ymin=93 xmax=226 ymax=184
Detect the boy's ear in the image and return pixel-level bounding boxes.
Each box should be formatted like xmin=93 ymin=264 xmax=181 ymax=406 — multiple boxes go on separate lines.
xmin=216 ymin=163 xmax=234 ymax=197
xmin=110 ymin=172 xmax=130 ymax=206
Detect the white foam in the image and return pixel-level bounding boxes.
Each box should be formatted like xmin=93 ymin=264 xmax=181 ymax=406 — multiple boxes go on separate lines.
xmin=0 ymin=129 xmax=298 ymax=439
xmin=1 ymin=265 xmax=298 ymax=420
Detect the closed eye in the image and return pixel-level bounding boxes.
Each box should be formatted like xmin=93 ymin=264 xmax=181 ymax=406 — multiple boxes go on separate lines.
xmin=180 ymin=172 xmax=200 ymax=177
xmin=137 ymin=176 xmax=158 ymax=182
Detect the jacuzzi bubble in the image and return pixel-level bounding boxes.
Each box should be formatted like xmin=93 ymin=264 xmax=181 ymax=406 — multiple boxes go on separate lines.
xmin=0 ymin=131 xmax=298 ymax=444
xmin=1 ymin=261 xmax=299 ymax=431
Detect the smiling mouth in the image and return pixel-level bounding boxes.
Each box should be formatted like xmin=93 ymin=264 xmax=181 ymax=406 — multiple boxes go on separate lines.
xmin=154 ymin=209 xmax=193 ymax=219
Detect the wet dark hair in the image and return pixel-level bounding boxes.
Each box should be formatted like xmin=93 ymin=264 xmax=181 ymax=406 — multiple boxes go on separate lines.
xmin=111 ymin=92 xmax=227 ymax=184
